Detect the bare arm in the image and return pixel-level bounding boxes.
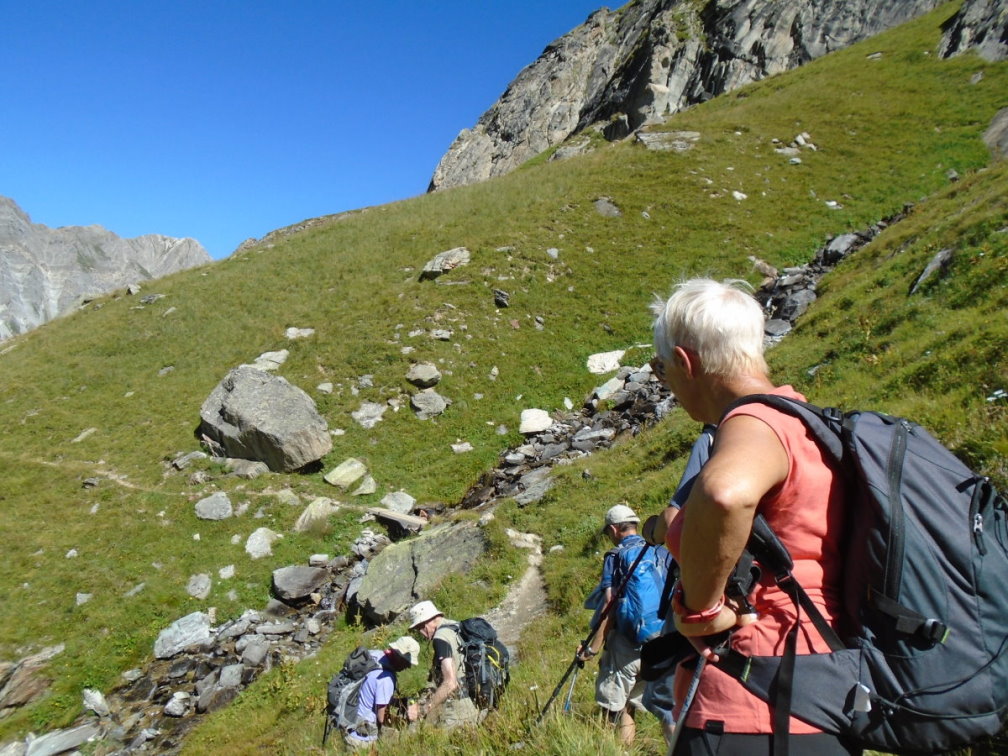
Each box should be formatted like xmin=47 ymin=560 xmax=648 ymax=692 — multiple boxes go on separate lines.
xmin=578 ymin=587 xmax=612 ymax=661
xmin=675 ymin=414 xmax=788 ymax=637
xmin=424 ymin=656 xmax=459 ymax=718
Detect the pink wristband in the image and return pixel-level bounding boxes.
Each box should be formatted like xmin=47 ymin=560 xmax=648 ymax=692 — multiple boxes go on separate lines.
xmin=672 ymin=586 xmax=725 ymax=623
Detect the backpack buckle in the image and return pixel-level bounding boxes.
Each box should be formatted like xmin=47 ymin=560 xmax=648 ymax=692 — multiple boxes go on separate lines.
xmin=920 ymin=618 xmax=948 ymax=644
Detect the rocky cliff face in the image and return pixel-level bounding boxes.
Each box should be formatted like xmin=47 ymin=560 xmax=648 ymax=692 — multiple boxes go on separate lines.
xmin=428 ymin=0 xmax=951 ymax=192
xmin=0 ymin=196 xmax=210 ymax=340
xmin=939 ymin=0 xmax=1008 ymax=62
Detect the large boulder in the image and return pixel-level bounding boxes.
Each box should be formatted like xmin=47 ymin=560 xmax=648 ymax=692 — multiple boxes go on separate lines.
xmin=197 ymin=366 xmax=332 ymax=472
xmin=355 ymin=522 xmax=487 ymax=625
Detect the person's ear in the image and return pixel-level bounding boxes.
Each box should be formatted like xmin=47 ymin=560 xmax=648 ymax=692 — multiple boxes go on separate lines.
xmin=673 ymin=345 xmax=695 ymax=378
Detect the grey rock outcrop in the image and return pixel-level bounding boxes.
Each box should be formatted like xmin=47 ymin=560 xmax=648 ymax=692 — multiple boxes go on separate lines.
xmin=0 ymin=196 xmax=209 ymax=340
xmin=197 ymin=366 xmax=332 ymax=472
xmin=984 ymin=107 xmax=1008 ymax=159
xmin=939 ymin=0 xmax=1008 ymax=61
xmin=354 ymin=522 xmax=487 ymax=625
xmin=428 ymin=0 xmax=945 ymax=191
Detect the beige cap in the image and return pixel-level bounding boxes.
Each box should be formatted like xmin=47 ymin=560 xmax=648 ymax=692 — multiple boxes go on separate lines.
xmin=602 ymin=504 xmax=640 ymax=532
xmin=388 ymin=635 xmax=420 ymax=666
xmin=407 ymin=599 xmax=442 ymax=629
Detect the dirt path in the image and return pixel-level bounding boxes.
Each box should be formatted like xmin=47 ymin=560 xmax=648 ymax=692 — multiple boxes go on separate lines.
xmin=482 ymin=529 xmax=547 ymax=650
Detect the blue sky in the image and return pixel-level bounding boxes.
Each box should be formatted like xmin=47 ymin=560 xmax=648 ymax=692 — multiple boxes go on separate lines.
xmin=1 ymin=1 xmax=605 ymax=259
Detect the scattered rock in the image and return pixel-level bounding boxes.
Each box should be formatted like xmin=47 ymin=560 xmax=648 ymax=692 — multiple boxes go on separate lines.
xmin=411 ymin=390 xmax=449 ymax=419
xmin=635 ymin=130 xmax=701 ymax=152
xmin=245 ymin=528 xmax=282 ymax=559
xmin=324 ymin=458 xmax=368 ymax=489
xmin=186 ymin=575 xmax=212 ymax=600
xmin=250 ymin=349 xmax=288 ymax=371
xmin=519 ymin=409 xmax=552 ymax=434
xmin=154 ymin=613 xmax=211 ymax=659
xmin=593 ymin=197 xmax=622 ymax=217
xmin=406 ymin=362 xmax=441 ymax=388
xmin=419 ymin=247 xmax=471 ymax=281
xmin=197 ymin=366 xmax=332 ymax=472
xmin=293 ymin=497 xmax=340 ymax=533
xmin=195 ymin=492 xmax=233 ymax=521
xmin=351 ymin=401 xmax=386 ymax=429
xmin=586 ymin=350 xmax=624 ymax=374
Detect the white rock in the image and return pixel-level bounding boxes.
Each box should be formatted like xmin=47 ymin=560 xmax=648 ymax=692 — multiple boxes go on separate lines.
xmin=250 ymin=349 xmax=288 ymax=371
xmin=381 ymin=490 xmax=416 ymax=514
xmin=164 ymin=691 xmax=190 ymax=717
xmin=219 ymin=565 xmax=235 ymax=579
xmin=82 ymin=688 xmax=110 ymax=717
xmin=324 ymin=458 xmax=368 ymax=489
xmin=586 ymin=350 xmax=624 ymax=374
xmin=245 ymin=527 xmax=282 ymax=559
xmin=284 ymin=327 xmax=315 ymax=340
xmin=293 ymin=497 xmax=340 ymax=533
xmin=594 ymin=376 xmax=625 ymax=401
xmin=519 ymin=408 xmax=552 ymax=434
xmin=351 ymin=401 xmax=386 ymax=429
xmin=154 ymin=611 xmax=211 ymax=658
xmin=187 ymin=574 xmax=211 ymax=600
xmin=732 ymin=190 xmax=748 ymax=201
xmin=352 ymin=475 xmax=377 ymax=496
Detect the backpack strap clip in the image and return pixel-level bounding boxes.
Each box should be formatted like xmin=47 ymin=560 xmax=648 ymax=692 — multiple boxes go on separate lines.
xmin=919 ymin=618 xmax=949 ymax=645
xmin=871 ymin=590 xmax=948 ymax=645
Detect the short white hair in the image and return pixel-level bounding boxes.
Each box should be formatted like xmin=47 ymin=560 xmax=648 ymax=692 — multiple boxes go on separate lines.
xmin=651 ymin=278 xmax=768 ymax=377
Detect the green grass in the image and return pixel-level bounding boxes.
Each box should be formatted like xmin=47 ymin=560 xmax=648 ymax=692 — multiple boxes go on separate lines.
xmin=0 ymin=2 xmax=1006 ymax=752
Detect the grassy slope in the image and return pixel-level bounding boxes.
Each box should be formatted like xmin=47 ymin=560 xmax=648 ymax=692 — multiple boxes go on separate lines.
xmin=0 ymin=1 xmax=1004 ymax=752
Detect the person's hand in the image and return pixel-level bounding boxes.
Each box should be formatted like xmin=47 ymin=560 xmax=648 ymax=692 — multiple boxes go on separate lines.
xmin=406 ymin=702 xmax=419 ymax=722
xmin=641 ymin=514 xmax=663 ymax=545
xmin=643 ymin=506 xmax=681 ymax=547
xmin=673 ymin=596 xmax=757 ymax=662
xmin=576 ymin=643 xmax=596 ymax=664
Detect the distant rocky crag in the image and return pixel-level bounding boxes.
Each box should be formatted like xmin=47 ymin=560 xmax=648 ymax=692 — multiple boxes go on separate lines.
xmin=0 ymin=196 xmax=210 ymax=341
xmin=429 ymin=0 xmax=1005 ymax=192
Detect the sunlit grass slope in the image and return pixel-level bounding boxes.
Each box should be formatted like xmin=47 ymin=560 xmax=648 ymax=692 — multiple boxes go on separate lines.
xmin=0 ymin=2 xmax=1004 ymax=752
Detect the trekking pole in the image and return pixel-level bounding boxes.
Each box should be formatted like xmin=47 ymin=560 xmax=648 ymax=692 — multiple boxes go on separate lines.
xmin=666 ymin=653 xmax=706 ymax=756
xmin=535 ymin=543 xmax=653 ymax=724
xmin=562 ymin=665 xmax=579 ymax=713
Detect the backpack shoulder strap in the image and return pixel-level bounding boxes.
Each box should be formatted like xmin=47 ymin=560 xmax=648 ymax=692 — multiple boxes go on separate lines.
xmin=723 ymin=394 xmax=845 ymax=467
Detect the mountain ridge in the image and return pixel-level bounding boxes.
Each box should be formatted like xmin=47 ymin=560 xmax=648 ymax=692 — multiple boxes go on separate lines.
xmin=428 ymin=0 xmax=1005 ymax=191
xmin=0 ymin=195 xmax=210 ymax=341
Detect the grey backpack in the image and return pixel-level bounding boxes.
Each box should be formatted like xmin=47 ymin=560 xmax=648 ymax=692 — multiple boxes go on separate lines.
xmin=322 ymin=647 xmax=381 ymax=745
xmin=715 ymin=396 xmax=1008 ymax=755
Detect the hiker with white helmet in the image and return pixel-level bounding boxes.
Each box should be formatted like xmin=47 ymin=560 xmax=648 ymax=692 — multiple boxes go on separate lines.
xmin=341 ymin=636 xmax=420 ymax=749
xmin=408 ymin=600 xmax=482 ymax=727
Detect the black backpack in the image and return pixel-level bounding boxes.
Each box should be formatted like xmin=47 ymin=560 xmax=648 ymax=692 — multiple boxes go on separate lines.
xmin=714 ymin=395 xmax=1008 ymax=754
xmin=449 ymin=617 xmax=510 ymax=710
xmin=322 ymin=646 xmax=381 ymax=745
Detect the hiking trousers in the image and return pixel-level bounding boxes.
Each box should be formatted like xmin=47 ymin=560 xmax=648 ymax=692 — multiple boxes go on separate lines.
xmin=675 ymin=727 xmax=861 ymax=756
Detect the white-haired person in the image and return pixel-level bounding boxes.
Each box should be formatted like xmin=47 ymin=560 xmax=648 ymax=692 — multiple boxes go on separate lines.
xmin=407 ymin=600 xmax=482 ymax=727
xmin=645 ymin=278 xmax=859 ymax=755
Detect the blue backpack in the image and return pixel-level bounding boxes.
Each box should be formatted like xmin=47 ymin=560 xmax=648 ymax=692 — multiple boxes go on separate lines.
xmin=612 ymin=537 xmax=671 ymax=646
xmin=715 ymin=396 xmax=1008 ymax=755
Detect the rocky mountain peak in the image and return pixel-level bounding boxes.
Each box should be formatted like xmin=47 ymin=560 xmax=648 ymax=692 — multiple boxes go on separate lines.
xmin=0 ymin=196 xmax=210 ymax=340
xmin=428 ymin=0 xmax=1003 ymax=192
